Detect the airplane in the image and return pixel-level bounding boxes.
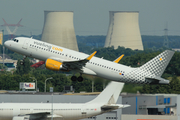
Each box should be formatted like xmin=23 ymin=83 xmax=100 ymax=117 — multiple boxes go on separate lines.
xmin=0 ymin=81 xmax=129 ymax=120
xmin=4 ymin=37 xmax=175 ymax=84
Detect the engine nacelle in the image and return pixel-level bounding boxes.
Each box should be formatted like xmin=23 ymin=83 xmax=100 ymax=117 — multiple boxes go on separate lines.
xmin=45 ymin=58 xmax=63 ymax=71
xmin=13 ymin=116 xmax=29 ymax=120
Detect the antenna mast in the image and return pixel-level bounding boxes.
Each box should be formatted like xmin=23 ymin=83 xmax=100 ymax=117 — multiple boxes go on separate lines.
xmin=163 ymin=22 xmax=169 ymax=48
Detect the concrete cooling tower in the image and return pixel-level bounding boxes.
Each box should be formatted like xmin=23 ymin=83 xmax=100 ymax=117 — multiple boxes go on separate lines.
xmin=104 ymin=11 xmax=144 ymax=50
xmin=41 ymin=11 xmax=79 ymax=51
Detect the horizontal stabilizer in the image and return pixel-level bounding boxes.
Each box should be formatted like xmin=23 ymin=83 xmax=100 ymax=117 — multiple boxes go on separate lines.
xmin=146 ymin=76 xmax=169 ymax=84
xmin=101 ymin=104 xmax=130 ymax=111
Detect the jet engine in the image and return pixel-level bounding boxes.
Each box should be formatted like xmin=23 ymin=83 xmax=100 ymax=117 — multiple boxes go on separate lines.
xmin=45 ymin=59 xmax=63 ymax=71
xmin=13 ymin=116 xmax=29 ymax=120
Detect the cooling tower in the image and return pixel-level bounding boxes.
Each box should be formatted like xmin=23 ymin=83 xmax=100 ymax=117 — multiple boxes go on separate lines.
xmin=41 ymin=11 xmax=79 ymax=51
xmin=104 ymin=11 xmax=144 ymax=50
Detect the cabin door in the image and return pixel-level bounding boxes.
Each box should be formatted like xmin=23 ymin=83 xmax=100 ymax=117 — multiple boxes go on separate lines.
xmin=81 ymin=105 xmax=87 ymax=118
xmin=13 ymin=108 xmax=20 ymax=116
xmin=22 ymin=39 xmax=29 ymax=49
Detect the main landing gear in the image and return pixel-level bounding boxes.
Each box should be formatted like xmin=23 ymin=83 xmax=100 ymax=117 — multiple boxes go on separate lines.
xmin=71 ymin=75 xmax=84 ymax=82
xmin=20 ymin=56 xmax=27 ymax=65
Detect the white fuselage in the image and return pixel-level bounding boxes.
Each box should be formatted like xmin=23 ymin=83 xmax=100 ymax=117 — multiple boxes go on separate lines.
xmin=0 ymin=82 xmax=127 ymax=120
xmin=0 ymin=103 xmax=102 ymax=120
xmin=5 ymin=37 xmax=162 ymax=84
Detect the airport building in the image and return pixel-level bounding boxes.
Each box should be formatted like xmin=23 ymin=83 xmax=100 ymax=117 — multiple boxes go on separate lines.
xmin=0 ymin=92 xmax=178 ymax=120
xmin=41 ymin=11 xmax=79 ymax=51
xmin=0 ymin=54 xmax=17 ymax=71
xmin=104 ymin=11 xmax=144 ymax=50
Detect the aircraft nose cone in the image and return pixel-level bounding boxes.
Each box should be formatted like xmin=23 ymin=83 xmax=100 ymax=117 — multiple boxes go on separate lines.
xmin=4 ymin=40 xmax=11 ymax=48
xmin=4 ymin=41 xmax=7 ymax=47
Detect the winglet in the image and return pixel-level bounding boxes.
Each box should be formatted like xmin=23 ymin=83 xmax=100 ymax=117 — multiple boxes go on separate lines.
xmin=86 ymin=51 xmax=97 ymax=60
xmin=114 ymin=54 xmax=124 ymax=63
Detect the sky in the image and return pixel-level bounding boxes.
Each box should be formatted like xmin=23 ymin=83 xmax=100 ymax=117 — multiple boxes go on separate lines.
xmin=0 ymin=0 xmax=179 ymax=36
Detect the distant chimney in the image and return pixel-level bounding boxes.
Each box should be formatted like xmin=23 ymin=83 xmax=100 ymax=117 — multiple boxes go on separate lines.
xmin=41 ymin=11 xmax=79 ymax=51
xmin=104 ymin=11 xmax=144 ymax=50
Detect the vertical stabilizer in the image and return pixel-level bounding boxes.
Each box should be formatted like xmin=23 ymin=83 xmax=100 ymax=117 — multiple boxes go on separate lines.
xmin=87 ymin=82 xmax=124 ymax=104
xmin=140 ymin=50 xmax=174 ymax=76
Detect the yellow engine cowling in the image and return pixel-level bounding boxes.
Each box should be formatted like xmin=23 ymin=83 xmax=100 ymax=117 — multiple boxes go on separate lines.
xmin=45 ymin=59 xmax=63 ymax=71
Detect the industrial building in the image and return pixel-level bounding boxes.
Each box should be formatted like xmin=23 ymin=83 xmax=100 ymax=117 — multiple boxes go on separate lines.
xmin=0 ymin=54 xmax=17 ymax=71
xmin=104 ymin=11 xmax=144 ymax=50
xmin=0 ymin=92 xmax=178 ymax=120
xmin=41 ymin=11 xmax=79 ymax=51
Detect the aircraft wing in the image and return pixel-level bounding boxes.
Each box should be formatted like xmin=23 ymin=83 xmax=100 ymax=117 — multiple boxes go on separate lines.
xmin=25 ymin=112 xmax=50 ymax=116
xmin=49 ymin=51 xmax=97 ymax=70
xmin=18 ymin=112 xmax=63 ymax=120
xmin=101 ymin=104 xmax=130 ymax=111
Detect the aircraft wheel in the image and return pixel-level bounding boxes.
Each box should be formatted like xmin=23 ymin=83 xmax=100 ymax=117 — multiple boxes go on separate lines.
xmin=77 ymin=76 xmax=83 ymax=82
xmin=20 ymin=60 xmax=24 ymax=65
xmin=71 ymin=76 xmax=77 ymax=81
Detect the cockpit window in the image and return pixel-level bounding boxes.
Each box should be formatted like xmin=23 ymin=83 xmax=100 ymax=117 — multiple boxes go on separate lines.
xmin=13 ymin=39 xmax=19 ymax=42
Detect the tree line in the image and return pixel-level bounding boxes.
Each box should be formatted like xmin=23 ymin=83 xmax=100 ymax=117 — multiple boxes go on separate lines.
xmin=1 ymin=34 xmax=180 ymax=93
